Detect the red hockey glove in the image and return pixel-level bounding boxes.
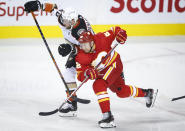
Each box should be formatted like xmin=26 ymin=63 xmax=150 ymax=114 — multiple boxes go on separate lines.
xmin=114 ymin=26 xmax=127 ymax=44
xmin=84 ymin=68 xmax=98 ymax=80
xmin=116 ymin=30 xmax=127 ymax=44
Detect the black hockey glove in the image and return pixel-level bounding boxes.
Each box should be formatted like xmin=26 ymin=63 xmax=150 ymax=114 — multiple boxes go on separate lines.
xmin=24 ymin=0 xmax=41 ymax=13
xmin=65 ymin=53 xmax=76 ymax=68
xmin=58 ymin=43 xmax=72 ymax=57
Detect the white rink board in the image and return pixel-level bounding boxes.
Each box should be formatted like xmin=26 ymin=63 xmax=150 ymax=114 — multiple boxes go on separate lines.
xmin=0 ymin=0 xmax=184 ymax=26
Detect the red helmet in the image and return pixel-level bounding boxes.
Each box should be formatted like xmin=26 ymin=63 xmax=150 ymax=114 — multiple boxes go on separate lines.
xmin=78 ymin=31 xmax=94 ymax=43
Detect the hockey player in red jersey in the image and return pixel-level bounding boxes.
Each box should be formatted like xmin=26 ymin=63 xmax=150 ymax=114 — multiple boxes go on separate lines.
xmin=75 ymin=27 xmax=156 ymax=128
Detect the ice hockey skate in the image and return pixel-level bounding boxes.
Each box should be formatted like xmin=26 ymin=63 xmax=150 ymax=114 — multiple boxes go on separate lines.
xmin=144 ymin=89 xmax=158 ymax=108
xmin=59 ymin=100 xmax=77 ymax=117
xmin=98 ymin=112 xmax=116 ymax=128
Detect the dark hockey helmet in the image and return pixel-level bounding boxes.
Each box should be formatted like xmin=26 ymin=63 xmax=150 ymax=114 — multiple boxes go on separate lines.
xmin=78 ymin=31 xmax=94 ymax=43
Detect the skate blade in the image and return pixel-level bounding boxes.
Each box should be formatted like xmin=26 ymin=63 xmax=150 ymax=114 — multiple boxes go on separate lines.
xmin=99 ymin=121 xmax=116 ymax=128
xmin=58 ymin=111 xmax=77 ymax=117
xmin=150 ymin=89 xmax=158 ymax=108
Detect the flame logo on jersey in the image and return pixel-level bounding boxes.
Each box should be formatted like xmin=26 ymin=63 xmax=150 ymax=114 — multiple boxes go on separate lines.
xmin=91 ymin=51 xmax=118 ymax=70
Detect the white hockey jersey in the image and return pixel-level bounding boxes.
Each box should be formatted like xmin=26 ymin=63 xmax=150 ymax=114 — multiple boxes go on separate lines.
xmin=55 ymin=9 xmax=94 ymax=45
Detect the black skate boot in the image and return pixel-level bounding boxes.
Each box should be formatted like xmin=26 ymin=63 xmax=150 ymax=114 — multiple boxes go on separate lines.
xmin=98 ymin=111 xmax=116 ymax=128
xmin=144 ymin=89 xmax=155 ymax=108
xmin=59 ymin=100 xmax=77 ymax=116
xmin=59 ymin=90 xmax=77 ymax=117
xmin=59 ymin=100 xmax=77 ymax=113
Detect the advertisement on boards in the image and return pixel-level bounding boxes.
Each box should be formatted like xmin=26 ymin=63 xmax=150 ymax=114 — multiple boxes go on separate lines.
xmin=0 ymin=0 xmax=184 ymax=26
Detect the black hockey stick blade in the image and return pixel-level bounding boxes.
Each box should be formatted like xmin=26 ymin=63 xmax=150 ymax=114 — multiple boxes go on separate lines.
xmin=39 ymin=109 xmax=59 ymax=116
xmin=73 ymin=97 xmax=91 ymax=104
xmin=38 ymin=97 xmax=90 ymax=116
xmin=172 ymin=95 xmax=185 ymax=101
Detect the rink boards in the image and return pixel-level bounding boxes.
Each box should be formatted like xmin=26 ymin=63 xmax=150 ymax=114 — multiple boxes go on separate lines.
xmin=0 ymin=23 xmax=185 ymax=38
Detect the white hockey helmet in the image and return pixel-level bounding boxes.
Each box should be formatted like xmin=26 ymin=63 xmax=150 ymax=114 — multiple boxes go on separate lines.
xmin=61 ymin=8 xmax=78 ymax=26
xmin=63 ymin=8 xmax=78 ymax=21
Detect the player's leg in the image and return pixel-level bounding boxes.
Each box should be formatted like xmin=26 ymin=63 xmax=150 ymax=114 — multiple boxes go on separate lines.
xmin=109 ymin=76 xmax=146 ymax=98
xmin=92 ymin=79 xmax=116 ymax=128
xmin=110 ymin=76 xmax=156 ymax=108
xmin=58 ymin=44 xmax=78 ymax=115
xmin=106 ymin=58 xmax=156 ymax=108
xmin=92 ymin=58 xmax=124 ymax=128
xmin=59 ymin=67 xmax=78 ymax=116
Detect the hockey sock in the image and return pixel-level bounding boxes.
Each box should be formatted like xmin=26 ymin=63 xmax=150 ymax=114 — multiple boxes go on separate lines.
xmin=116 ymin=85 xmax=145 ymax=98
xmin=93 ymin=79 xmax=110 ymax=113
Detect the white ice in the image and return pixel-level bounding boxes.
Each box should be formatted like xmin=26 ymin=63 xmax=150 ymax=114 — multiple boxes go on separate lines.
xmin=0 ymin=36 xmax=185 ymax=131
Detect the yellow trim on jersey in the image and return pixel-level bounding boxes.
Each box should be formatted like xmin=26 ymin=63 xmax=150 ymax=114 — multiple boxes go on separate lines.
xmin=104 ymin=57 xmax=111 ymax=65
xmin=96 ymin=91 xmax=108 ymax=96
xmin=77 ymin=71 xmax=82 ymax=78
xmin=106 ymin=52 xmax=118 ymax=67
xmin=129 ymin=86 xmax=133 ymax=97
xmin=103 ymin=66 xmax=114 ymax=80
xmin=113 ymin=62 xmax=116 ymax=68
xmin=90 ymin=72 xmax=94 ymax=79
xmin=98 ymin=98 xmax=110 ymax=103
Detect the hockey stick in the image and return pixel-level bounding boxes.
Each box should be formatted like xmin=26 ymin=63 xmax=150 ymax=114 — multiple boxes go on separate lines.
xmin=172 ymin=95 xmax=185 ymax=101
xmin=39 ymin=43 xmax=119 ymax=116
xmin=30 ymin=11 xmax=90 ymax=104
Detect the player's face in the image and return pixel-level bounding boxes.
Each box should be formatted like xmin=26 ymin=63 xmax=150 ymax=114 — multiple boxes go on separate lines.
xmin=80 ymin=41 xmax=94 ymax=53
xmin=62 ymin=19 xmax=72 ymax=29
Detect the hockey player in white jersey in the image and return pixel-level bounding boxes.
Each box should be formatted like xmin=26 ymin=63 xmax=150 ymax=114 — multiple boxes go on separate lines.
xmin=24 ymin=0 xmax=94 ymax=116
xmin=55 ymin=7 xmax=94 ymax=116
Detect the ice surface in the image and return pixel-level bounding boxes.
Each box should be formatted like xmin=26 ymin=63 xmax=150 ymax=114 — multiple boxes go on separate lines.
xmin=0 ymin=36 xmax=185 ymax=131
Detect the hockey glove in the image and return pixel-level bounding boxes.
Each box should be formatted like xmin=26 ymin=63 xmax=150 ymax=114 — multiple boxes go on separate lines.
xmin=41 ymin=3 xmax=58 ymax=12
xmin=24 ymin=0 xmax=41 ymax=13
xmin=58 ymin=43 xmax=72 ymax=57
xmin=84 ymin=68 xmax=98 ymax=80
xmin=114 ymin=26 xmax=127 ymax=44
xmin=65 ymin=53 xmax=76 ymax=68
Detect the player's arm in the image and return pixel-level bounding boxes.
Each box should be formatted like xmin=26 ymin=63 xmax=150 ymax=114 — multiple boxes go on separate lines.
xmin=103 ymin=26 xmax=127 ymax=45
xmin=76 ymin=62 xmax=98 ymax=82
xmin=24 ymin=1 xmax=57 ymax=13
xmin=75 ymin=51 xmax=89 ymax=82
xmin=76 ymin=62 xmax=87 ymax=82
xmin=57 ymin=26 xmax=79 ymax=57
xmin=57 ymin=38 xmax=78 ymax=57
xmin=64 ymin=39 xmax=78 ymax=55
xmin=75 ymin=51 xmax=98 ymax=82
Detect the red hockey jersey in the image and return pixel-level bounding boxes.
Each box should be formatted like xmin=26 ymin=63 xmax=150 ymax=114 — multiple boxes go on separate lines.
xmin=76 ymin=29 xmax=121 ymax=82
